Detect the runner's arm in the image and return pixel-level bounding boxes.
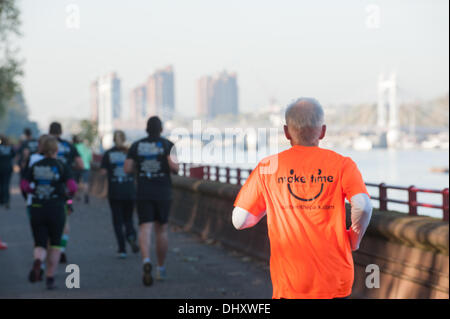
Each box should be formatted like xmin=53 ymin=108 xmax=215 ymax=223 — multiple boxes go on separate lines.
xmin=124 ymin=159 xmax=135 ymax=174
xmin=167 ymin=156 xmax=179 ymax=174
xmin=348 ymin=193 xmax=373 ymax=251
xmin=166 ymin=141 xmax=179 ymax=174
xmin=232 ymin=207 xmax=267 ymax=230
xmin=21 ymin=148 xmax=30 ymax=169
xmin=100 ymin=153 xmax=108 ymax=176
xmin=74 ymin=156 xmax=85 ymax=170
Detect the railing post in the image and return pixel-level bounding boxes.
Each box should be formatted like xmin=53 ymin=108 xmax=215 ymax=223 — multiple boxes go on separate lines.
xmin=443 ymin=188 xmax=449 ymax=222
xmin=236 ymin=168 xmax=241 ymax=185
xmin=408 ymin=186 xmax=418 ymax=216
xmin=215 ymin=166 xmax=220 ymax=182
xmin=379 ymin=183 xmax=387 ymax=211
xmin=205 ymin=166 xmax=210 ymax=181
xmin=226 ymin=167 xmax=231 ymax=184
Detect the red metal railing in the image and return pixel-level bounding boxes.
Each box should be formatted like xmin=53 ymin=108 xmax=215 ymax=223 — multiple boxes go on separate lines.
xmin=180 ymin=163 xmax=253 ymax=186
xmin=179 ymin=163 xmax=449 ymax=221
xmin=365 ymin=183 xmax=449 ymax=221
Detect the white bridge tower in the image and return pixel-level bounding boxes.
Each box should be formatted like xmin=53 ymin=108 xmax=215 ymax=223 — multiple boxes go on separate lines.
xmin=377 ymin=73 xmax=399 ymax=148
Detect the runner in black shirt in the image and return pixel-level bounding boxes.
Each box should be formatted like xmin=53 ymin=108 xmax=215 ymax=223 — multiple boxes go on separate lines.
xmin=0 ymin=135 xmax=16 ymax=209
xmin=17 ymin=128 xmax=39 ymax=199
xmin=101 ymin=130 xmax=138 ymax=258
xmin=22 ymin=136 xmax=77 ymax=289
xmin=17 ymin=128 xmax=39 ymax=174
xmin=49 ymin=122 xmax=84 ymax=263
xmin=124 ymin=116 xmax=179 ymax=286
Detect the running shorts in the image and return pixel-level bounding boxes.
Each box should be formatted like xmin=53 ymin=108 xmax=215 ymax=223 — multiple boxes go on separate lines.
xmin=30 ymin=202 xmax=66 ymax=248
xmin=136 ymin=200 xmax=171 ymax=225
xmin=74 ymin=169 xmax=90 ymax=184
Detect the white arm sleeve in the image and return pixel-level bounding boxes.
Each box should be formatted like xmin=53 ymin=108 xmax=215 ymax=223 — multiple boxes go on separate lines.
xmin=348 ymin=193 xmax=373 ymax=251
xmin=232 ymin=207 xmax=266 ymax=230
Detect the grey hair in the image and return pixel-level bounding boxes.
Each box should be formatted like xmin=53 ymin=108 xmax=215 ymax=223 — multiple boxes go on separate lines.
xmin=285 ymin=97 xmax=324 ymax=129
xmin=285 ymin=97 xmax=325 ymax=145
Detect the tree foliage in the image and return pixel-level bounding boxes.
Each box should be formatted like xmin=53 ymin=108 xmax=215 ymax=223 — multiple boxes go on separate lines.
xmin=0 ymin=0 xmax=23 ymax=117
xmin=0 ymin=91 xmax=39 ymax=142
xmin=77 ymin=119 xmax=98 ymax=147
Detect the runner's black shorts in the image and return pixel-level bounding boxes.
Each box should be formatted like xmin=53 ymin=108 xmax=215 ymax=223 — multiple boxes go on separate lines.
xmin=136 ymin=200 xmax=171 ymax=225
xmin=30 ymin=202 xmax=66 ymax=248
xmin=74 ymin=169 xmax=90 ymax=184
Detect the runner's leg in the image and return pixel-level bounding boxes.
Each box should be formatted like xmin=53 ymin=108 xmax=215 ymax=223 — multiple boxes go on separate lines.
xmin=46 ymin=204 xmax=66 ymax=288
xmin=46 ymin=246 xmax=61 ymax=278
xmin=139 ymin=222 xmax=154 ymax=286
xmin=4 ymin=171 xmax=12 ymax=208
xmin=154 ymin=222 xmax=168 ymax=267
xmin=82 ymin=170 xmax=90 ymax=203
xmin=29 ymin=206 xmax=48 ymax=282
xmin=123 ymin=200 xmax=138 ymax=252
xmin=154 ymin=200 xmax=171 ymax=280
xmin=109 ymin=199 xmax=126 ymax=254
xmin=139 ymin=222 xmax=153 ymax=260
xmin=137 ymin=200 xmax=156 ymax=286
xmin=60 ymin=206 xmax=70 ymax=263
xmin=0 ymin=173 xmax=7 ymax=205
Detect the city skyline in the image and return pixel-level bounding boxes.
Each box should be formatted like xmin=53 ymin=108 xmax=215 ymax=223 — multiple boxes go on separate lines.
xmin=91 ymin=72 xmax=121 ymax=148
xmin=126 ymin=65 xmax=176 ymax=125
xmin=197 ymin=71 xmax=239 ymax=118
xmin=17 ymin=0 xmax=449 ymax=128
xmin=96 ymin=66 xmax=240 ymax=129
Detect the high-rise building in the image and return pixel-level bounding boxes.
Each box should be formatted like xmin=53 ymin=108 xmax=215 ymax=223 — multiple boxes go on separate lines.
xmin=197 ymin=76 xmax=213 ymax=117
xmin=147 ymin=65 xmax=175 ymax=121
xmin=90 ymin=80 xmax=99 ymax=124
xmin=91 ymin=72 xmax=121 ymax=149
xmin=130 ymin=84 xmax=147 ymax=123
xmin=197 ymin=71 xmax=238 ymax=118
xmin=212 ymin=71 xmax=238 ymax=117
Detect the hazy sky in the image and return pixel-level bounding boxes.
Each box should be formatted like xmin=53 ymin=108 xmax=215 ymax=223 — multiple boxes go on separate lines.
xmin=17 ymin=0 xmax=449 ymax=127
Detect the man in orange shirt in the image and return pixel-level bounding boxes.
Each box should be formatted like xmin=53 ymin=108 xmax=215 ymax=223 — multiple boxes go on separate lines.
xmin=233 ymin=97 xmax=373 ymax=299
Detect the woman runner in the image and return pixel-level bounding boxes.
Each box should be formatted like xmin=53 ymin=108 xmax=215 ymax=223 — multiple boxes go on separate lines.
xmin=22 ymin=136 xmax=77 ymax=289
xmin=100 ymin=130 xmax=138 ymax=258
xmin=0 ymin=135 xmax=16 ymax=210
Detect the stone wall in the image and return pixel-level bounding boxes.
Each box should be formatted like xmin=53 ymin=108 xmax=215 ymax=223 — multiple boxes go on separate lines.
xmin=90 ymin=171 xmax=449 ymax=298
xmin=168 ymin=175 xmax=449 ymax=299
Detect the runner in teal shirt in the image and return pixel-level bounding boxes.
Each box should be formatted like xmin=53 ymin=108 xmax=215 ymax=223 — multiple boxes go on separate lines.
xmin=73 ymin=136 xmax=92 ymax=204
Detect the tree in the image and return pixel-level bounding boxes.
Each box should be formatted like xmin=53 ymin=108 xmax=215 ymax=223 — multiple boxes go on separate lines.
xmin=0 ymin=91 xmax=39 ymax=142
xmin=77 ymin=119 xmax=98 ymax=147
xmin=0 ymin=0 xmax=23 ymax=118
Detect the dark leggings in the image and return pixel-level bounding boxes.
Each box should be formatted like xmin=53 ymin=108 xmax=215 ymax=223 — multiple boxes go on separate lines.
xmin=0 ymin=171 xmax=12 ymax=205
xmin=30 ymin=203 xmax=66 ymax=248
xmin=108 ymin=199 xmax=136 ymax=253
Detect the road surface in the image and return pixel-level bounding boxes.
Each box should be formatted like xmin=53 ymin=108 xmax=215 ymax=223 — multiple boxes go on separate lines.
xmin=0 ymin=175 xmax=272 ymax=299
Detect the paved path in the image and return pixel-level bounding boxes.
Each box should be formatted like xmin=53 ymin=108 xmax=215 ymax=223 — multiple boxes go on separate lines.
xmin=0 ymin=174 xmax=272 ymax=299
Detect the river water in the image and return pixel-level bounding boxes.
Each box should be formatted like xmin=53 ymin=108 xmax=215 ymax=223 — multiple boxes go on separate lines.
xmin=333 ymin=148 xmax=449 ymax=218
xmin=179 ymin=144 xmax=448 ymax=218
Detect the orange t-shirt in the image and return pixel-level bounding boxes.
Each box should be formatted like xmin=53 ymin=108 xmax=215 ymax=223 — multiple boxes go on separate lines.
xmin=234 ymin=145 xmax=369 ymax=299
